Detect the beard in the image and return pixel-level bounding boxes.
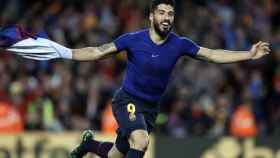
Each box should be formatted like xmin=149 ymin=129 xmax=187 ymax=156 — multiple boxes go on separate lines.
xmin=153 ymin=19 xmax=174 ymax=38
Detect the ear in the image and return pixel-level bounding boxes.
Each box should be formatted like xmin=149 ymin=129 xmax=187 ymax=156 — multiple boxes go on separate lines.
xmin=149 ymin=13 xmax=153 ymax=22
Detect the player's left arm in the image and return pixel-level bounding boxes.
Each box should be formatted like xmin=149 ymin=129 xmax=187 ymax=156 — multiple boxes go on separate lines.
xmin=196 ymin=41 xmax=271 ymax=63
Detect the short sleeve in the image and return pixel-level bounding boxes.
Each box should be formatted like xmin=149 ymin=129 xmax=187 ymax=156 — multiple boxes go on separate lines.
xmin=113 ymin=33 xmax=133 ymax=52
xmin=180 ymin=37 xmax=200 ymax=57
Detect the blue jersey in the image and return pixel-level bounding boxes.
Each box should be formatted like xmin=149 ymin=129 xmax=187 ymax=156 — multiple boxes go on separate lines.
xmin=113 ymin=29 xmax=199 ymax=105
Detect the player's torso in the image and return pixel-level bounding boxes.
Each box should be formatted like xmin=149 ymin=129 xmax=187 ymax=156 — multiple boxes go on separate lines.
xmin=126 ymin=32 xmax=181 ymax=77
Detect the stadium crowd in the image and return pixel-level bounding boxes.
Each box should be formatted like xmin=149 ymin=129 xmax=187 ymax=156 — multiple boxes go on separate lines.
xmin=0 ymin=0 xmax=280 ymax=137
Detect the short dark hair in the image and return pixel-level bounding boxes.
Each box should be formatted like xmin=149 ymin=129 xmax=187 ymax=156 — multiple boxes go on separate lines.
xmin=150 ymin=0 xmax=176 ymax=12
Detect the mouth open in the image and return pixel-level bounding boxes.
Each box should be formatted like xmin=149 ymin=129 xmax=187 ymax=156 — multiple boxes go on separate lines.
xmin=161 ymin=22 xmax=170 ymax=26
xmin=161 ymin=22 xmax=171 ymax=29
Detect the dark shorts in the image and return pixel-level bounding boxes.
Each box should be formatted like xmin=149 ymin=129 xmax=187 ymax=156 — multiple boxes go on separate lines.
xmin=112 ymin=88 xmax=158 ymax=138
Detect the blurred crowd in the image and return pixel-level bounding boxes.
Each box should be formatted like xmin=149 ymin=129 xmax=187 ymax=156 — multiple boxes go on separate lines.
xmin=0 ymin=0 xmax=280 ymax=138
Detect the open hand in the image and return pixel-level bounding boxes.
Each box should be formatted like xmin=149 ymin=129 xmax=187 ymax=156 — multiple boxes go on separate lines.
xmin=250 ymin=41 xmax=271 ymax=60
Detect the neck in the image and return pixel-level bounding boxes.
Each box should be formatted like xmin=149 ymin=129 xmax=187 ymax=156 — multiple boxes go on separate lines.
xmin=149 ymin=27 xmax=169 ymax=45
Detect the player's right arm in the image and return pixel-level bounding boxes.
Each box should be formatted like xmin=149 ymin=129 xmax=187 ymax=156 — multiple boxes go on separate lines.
xmin=71 ymin=32 xmax=131 ymax=61
xmin=1 ymin=25 xmax=131 ymax=61
xmin=72 ymin=42 xmax=118 ymax=61
xmin=5 ymin=39 xmax=119 ymax=61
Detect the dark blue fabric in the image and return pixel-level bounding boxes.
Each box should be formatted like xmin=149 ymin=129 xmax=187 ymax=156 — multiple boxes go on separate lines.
xmin=0 ymin=25 xmax=48 ymax=48
xmin=81 ymin=140 xmax=113 ymax=158
xmin=115 ymin=134 xmax=130 ymax=155
xmin=112 ymin=88 xmax=157 ymax=138
xmin=113 ymin=29 xmax=200 ymax=103
xmin=125 ymin=149 xmax=145 ymax=158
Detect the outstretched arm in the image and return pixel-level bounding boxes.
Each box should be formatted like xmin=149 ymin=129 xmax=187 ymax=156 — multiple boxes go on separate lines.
xmin=196 ymin=41 xmax=270 ymax=63
xmin=72 ymin=42 xmax=118 ymax=61
xmin=5 ymin=37 xmax=119 ymax=61
xmin=0 ymin=25 xmax=120 ymax=61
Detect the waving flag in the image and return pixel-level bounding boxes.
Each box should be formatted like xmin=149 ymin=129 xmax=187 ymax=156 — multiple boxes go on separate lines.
xmin=0 ymin=25 xmax=71 ymax=60
xmin=0 ymin=25 xmax=38 ymax=48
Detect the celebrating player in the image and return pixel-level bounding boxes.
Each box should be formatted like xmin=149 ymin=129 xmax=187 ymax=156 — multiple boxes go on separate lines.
xmin=0 ymin=0 xmax=270 ymax=158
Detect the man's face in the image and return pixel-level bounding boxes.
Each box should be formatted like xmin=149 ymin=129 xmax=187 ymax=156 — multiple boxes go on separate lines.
xmin=150 ymin=4 xmax=175 ymax=37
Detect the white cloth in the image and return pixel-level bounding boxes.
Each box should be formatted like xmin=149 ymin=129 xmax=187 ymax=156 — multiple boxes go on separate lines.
xmin=7 ymin=38 xmax=72 ymax=60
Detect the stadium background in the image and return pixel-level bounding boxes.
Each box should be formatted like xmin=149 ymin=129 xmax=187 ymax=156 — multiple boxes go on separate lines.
xmin=0 ymin=0 xmax=280 ymax=157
